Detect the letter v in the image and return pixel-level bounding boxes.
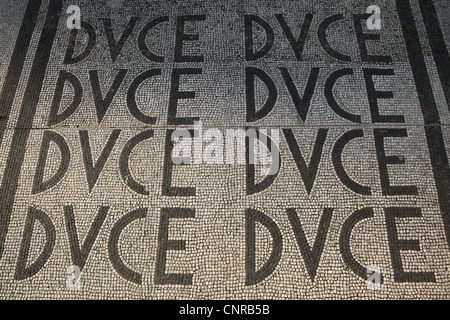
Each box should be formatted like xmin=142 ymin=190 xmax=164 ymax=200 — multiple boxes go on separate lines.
xmin=287 ymin=208 xmax=333 ymax=281
xmin=64 ymin=206 xmax=109 ymax=271
xmin=80 ymin=130 xmax=121 ymax=192
xmin=89 ymin=69 xmax=127 ymax=123
xmin=280 ymin=67 xmax=319 ymax=122
xmin=102 ymin=17 xmax=140 ymax=62
xmin=275 ymin=14 xmax=313 ymax=61
xmin=283 ymin=128 xmax=328 ymax=194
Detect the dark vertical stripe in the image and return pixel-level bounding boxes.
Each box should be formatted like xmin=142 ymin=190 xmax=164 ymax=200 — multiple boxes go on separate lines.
xmin=396 ymin=0 xmax=450 ymax=249
xmin=418 ymin=0 xmax=450 ymax=112
xmin=0 ymin=0 xmax=63 ymax=258
xmin=0 ymin=0 xmax=42 ymax=147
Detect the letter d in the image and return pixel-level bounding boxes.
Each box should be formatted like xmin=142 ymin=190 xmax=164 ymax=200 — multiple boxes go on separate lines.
xmin=32 ymin=131 xmax=70 ymax=194
xmin=15 ymin=207 xmax=56 ymax=280
xmin=246 ymin=209 xmax=282 ymax=285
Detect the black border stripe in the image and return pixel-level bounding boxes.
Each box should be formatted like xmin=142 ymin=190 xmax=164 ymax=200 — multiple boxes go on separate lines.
xmin=0 ymin=0 xmax=63 ymax=258
xmin=418 ymin=0 xmax=450 ymax=112
xmin=0 ymin=0 xmax=42 ymax=147
xmin=396 ymin=0 xmax=450 ymax=249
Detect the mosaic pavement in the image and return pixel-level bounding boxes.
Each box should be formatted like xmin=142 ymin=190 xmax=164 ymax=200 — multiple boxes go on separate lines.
xmin=0 ymin=0 xmax=449 ymax=299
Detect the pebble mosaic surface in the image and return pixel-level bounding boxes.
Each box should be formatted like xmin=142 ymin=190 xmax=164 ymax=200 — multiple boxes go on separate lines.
xmin=0 ymin=0 xmax=449 ymax=299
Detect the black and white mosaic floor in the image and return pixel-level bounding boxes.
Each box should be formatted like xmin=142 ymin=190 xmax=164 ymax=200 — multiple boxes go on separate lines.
xmin=0 ymin=0 xmax=449 ymax=299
